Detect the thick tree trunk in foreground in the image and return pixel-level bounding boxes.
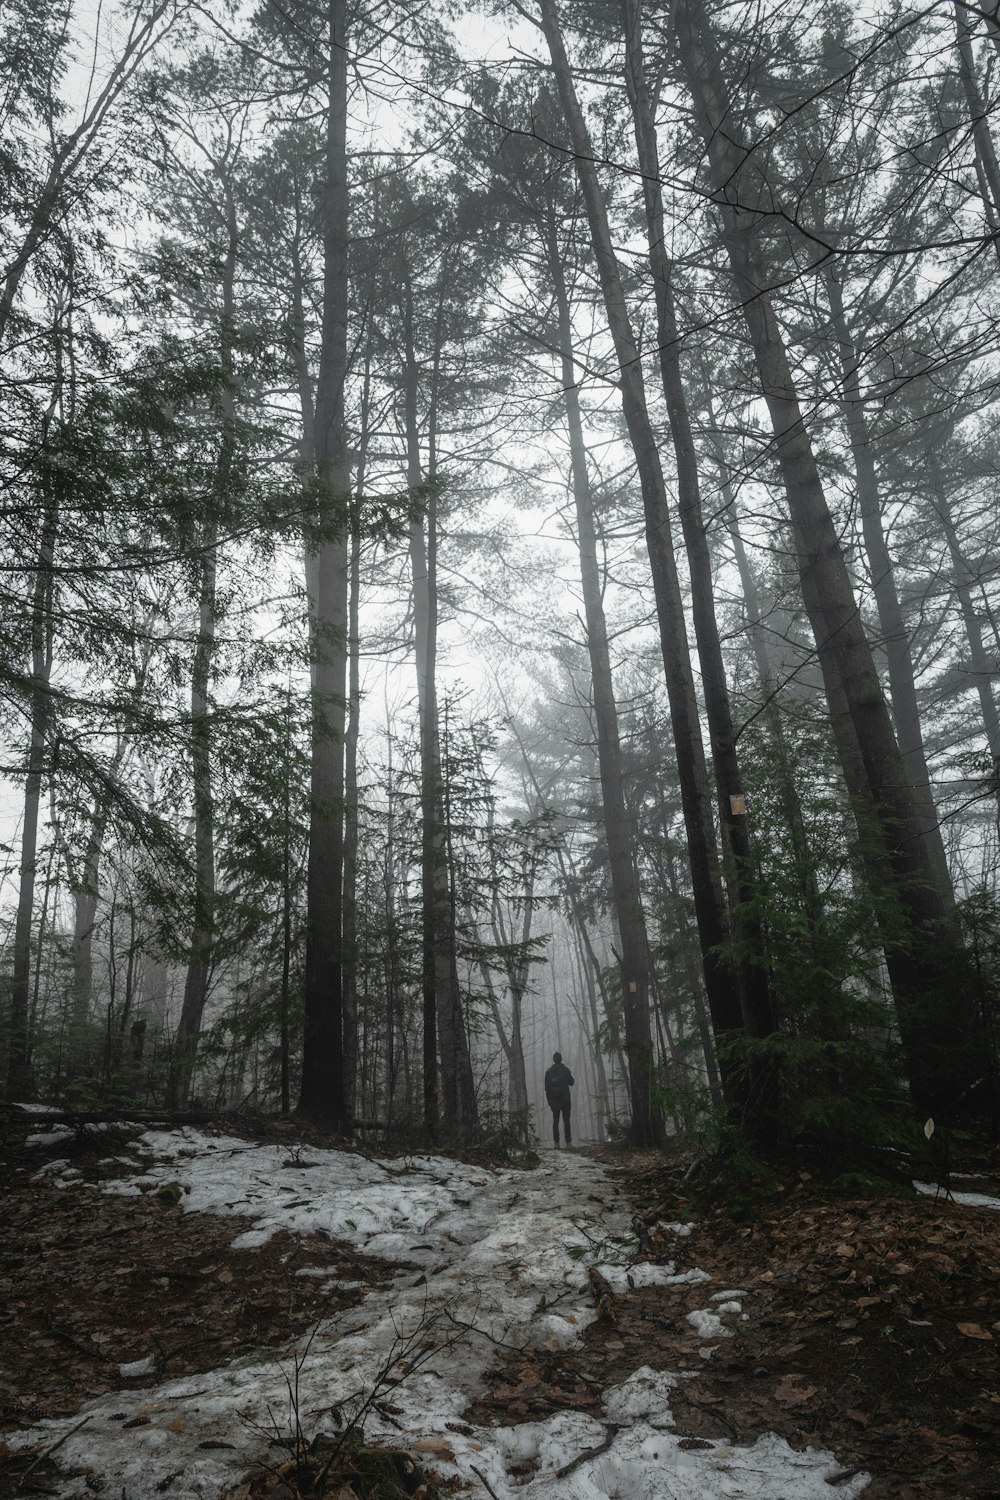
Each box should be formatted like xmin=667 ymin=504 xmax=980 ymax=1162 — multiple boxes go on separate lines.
xmin=538 ymin=0 xmax=744 ymax=1140
xmin=676 ymin=0 xmax=984 ymax=1117
xmin=299 ymin=0 xmax=350 ymax=1129
xmin=624 ymin=0 xmax=778 ymax=1137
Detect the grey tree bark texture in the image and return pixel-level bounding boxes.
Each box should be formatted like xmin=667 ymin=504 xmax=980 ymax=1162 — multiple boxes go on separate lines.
xmin=299 ymin=0 xmax=351 ymax=1129
xmin=173 ymin=172 xmax=239 ymax=1099
xmin=674 ymin=0 xmax=985 ymax=1119
xmin=544 ymin=211 xmax=657 ymax=1144
xmin=537 ymin=0 xmax=746 ymax=1144
xmin=823 ymin=266 xmax=953 ymax=901
xmin=402 ymin=271 xmax=478 ymax=1144
xmin=623 ymin=0 xmax=779 ymax=1138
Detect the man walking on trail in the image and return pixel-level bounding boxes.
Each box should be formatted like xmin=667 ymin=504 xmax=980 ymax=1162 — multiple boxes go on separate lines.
xmin=544 ymin=1052 xmax=574 ymax=1148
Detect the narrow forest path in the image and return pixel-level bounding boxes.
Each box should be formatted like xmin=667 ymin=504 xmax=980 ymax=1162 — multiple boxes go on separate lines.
xmin=6 ymin=1128 xmax=872 ymax=1499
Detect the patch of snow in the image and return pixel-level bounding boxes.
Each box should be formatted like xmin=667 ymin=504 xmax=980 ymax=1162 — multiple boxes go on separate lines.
xmin=655 ymin=1220 xmax=694 ymax=1237
xmin=118 ymin=1356 xmax=157 ymax=1379
xmin=602 ymin=1366 xmax=676 ymax=1426
xmin=709 ymin=1289 xmax=746 ymax=1301
xmin=29 ymin=1158 xmax=72 ymax=1180
xmin=6 ymin=1131 xmax=869 ymax=1500
xmin=686 ymin=1308 xmax=732 ymax=1339
xmin=597 ymin=1264 xmax=710 ymax=1293
xmin=913 ymin=1180 xmax=1000 ymax=1211
xmin=26 ymin=1127 xmax=74 ymax=1146
xmin=29 ymin=1160 xmax=83 ymax=1185
xmin=713 ymin=1300 xmax=742 ymax=1314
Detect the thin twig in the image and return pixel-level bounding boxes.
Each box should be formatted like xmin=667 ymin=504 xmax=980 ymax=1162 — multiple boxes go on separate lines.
xmin=554 ymin=1424 xmax=621 ymax=1478
xmin=23 ymin=1416 xmax=93 ymax=1476
xmin=470 ymin=1461 xmax=502 ymax=1499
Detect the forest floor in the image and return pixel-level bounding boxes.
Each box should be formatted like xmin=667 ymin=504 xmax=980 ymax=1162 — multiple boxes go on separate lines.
xmin=0 ymin=1113 xmax=997 ymax=1500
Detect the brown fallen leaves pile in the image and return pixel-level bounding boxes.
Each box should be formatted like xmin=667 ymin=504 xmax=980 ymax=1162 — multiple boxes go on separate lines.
xmin=0 ymin=1124 xmax=397 ymax=1498
xmin=472 ymin=1154 xmax=1000 ymax=1499
xmin=2 ymin=1124 xmax=999 ymax=1499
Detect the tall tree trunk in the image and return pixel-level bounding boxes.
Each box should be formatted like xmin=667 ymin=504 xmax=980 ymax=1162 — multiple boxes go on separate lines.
xmin=7 ymin=474 xmax=59 ymax=1096
xmin=675 ymin=0 xmax=983 ymax=1117
xmin=953 ymin=0 xmax=1000 ymax=263
xmin=174 ymin=174 xmax=240 ymax=1099
xmin=623 ymin=0 xmax=778 ymax=1136
xmin=342 ymin=312 xmax=374 ymax=1125
xmin=544 ymin=217 xmax=657 ymax=1143
xmin=929 ymin=462 xmax=1000 ymax=817
xmin=401 ymin=275 xmax=477 ymax=1143
xmin=9 ymin=274 xmax=76 ymax=1094
xmin=569 ymin=925 xmax=611 ymax=1127
xmin=824 ymin=266 xmax=953 ymax=899
xmin=299 ymin=0 xmax=350 ymax=1129
xmin=485 ymin=793 xmax=532 ymax=1119
xmin=280 ymin=692 xmax=293 ymax=1116
xmin=702 ymin=419 xmax=828 ymax=927
xmin=536 ymin=0 xmax=745 ymax=1136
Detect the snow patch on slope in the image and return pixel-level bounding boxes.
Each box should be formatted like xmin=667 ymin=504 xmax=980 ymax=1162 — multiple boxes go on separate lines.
xmin=8 ymin=1130 xmax=870 ymax=1500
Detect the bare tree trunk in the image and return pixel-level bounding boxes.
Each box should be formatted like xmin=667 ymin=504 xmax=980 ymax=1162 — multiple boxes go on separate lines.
xmin=824 ymin=267 xmax=953 ymax=899
xmin=401 ymin=276 xmax=477 ymax=1143
xmin=675 ymin=0 xmax=983 ymax=1117
xmin=279 ymin=691 xmax=293 ymax=1116
xmin=708 ymin=437 xmax=826 ymax=926
xmin=342 ymin=311 xmax=375 ymax=1124
xmin=930 ymin=464 xmax=1000 ymax=817
xmin=299 ymin=0 xmax=350 ymax=1129
xmin=569 ymin=927 xmax=610 ymax=1129
xmin=544 ymin=217 xmax=657 ymax=1143
xmin=484 ymin=789 xmax=532 ymax=1119
xmin=623 ymin=0 xmax=778 ymax=1137
xmin=7 ymin=481 xmax=59 ymax=1097
xmin=537 ymin=0 xmax=744 ymax=1137
xmin=953 ymin=0 xmax=1000 ymax=263
xmin=174 ymin=173 xmax=240 ymax=1099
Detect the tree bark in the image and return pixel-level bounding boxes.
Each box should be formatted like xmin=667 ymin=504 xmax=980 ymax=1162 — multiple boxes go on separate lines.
xmin=7 ymin=496 xmax=58 ymax=1097
xmin=173 ymin=169 xmax=240 ymax=1099
xmin=544 ymin=216 xmax=657 ymax=1143
xmin=929 ymin=463 xmax=1000 ymax=818
xmin=824 ymin=266 xmax=953 ymax=900
xmin=675 ymin=0 xmax=984 ymax=1117
xmin=342 ymin=311 xmax=375 ymax=1125
xmin=537 ymin=0 xmax=745 ymax=1137
xmin=953 ymin=1 xmax=1000 ymax=264
xmin=299 ymin=0 xmax=351 ymax=1129
xmin=402 ymin=273 xmax=477 ymax=1144
xmin=623 ymin=0 xmax=778 ymax=1134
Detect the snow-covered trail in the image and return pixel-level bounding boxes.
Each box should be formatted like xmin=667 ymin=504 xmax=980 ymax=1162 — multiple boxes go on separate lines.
xmin=11 ymin=1131 xmax=870 ymax=1499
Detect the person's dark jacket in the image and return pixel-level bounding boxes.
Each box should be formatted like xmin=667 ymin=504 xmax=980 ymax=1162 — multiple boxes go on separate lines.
xmin=544 ymin=1061 xmax=574 ymax=1109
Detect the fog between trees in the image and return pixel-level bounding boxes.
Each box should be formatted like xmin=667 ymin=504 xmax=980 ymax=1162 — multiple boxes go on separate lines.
xmin=2 ymin=0 xmax=1000 ymax=1157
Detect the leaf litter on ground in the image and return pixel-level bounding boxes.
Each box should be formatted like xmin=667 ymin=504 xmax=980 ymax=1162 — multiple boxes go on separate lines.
xmin=10 ymin=1120 xmax=984 ymax=1498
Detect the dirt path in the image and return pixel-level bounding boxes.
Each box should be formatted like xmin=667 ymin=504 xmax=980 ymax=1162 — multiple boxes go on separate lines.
xmin=2 ymin=1127 xmax=876 ymax=1499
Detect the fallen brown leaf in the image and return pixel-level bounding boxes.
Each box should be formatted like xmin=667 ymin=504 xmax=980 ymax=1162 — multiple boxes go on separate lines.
xmin=957 ymin=1322 xmax=993 ymax=1340
xmin=774 ymin=1375 xmax=817 ymax=1407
